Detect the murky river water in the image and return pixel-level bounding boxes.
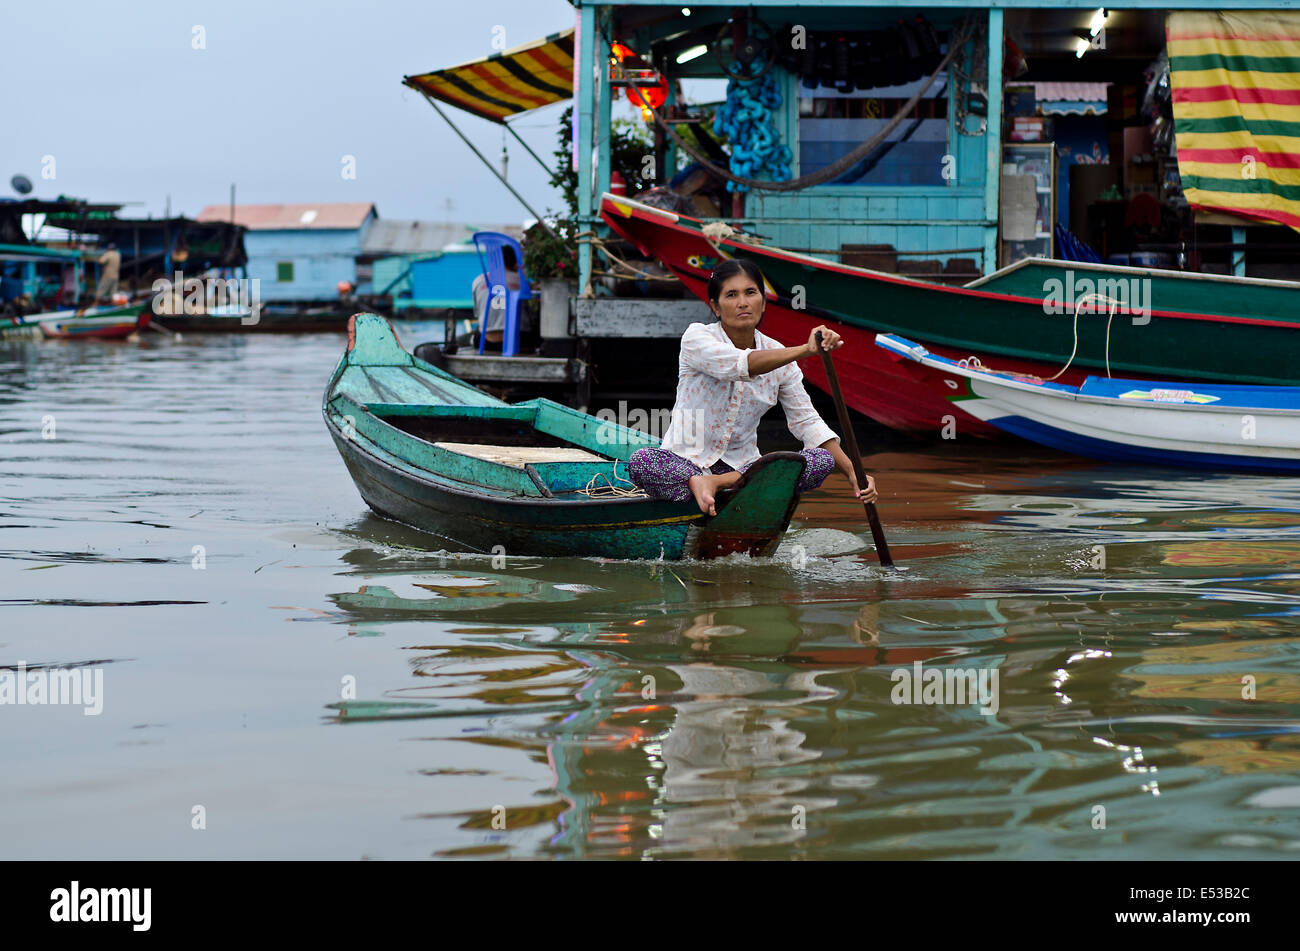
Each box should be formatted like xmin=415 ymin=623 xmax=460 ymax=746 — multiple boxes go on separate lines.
xmin=2 ymin=325 xmax=1298 ymax=860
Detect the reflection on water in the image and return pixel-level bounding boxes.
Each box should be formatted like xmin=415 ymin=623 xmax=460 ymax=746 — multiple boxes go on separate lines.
xmin=1 ymin=329 xmax=1299 ymax=859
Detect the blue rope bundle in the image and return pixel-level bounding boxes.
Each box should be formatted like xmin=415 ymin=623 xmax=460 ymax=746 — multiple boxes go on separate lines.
xmin=712 ymin=71 xmax=792 ymax=193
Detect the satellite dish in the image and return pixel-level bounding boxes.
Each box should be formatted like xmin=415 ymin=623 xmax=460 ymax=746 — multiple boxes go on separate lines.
xmin=11 ymin=175 xmax=33 ymax=195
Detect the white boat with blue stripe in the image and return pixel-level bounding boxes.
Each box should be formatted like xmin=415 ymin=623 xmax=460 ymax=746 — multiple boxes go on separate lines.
xmin=875 ymin=333 xmax=1300 ymax=472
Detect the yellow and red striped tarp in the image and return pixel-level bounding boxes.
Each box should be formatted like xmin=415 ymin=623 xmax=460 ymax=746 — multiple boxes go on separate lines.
xmin=403 ymin=29 xmax=574 ymax=124
xmin=1168 ymin=12 xmax=1300 ymax=231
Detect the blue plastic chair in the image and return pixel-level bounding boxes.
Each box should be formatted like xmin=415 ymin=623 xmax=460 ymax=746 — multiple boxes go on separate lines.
xmin=472 ymin=231 xmax=532 ymax=356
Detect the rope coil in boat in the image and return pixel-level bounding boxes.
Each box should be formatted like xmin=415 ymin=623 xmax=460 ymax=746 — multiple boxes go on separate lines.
xmin=580 ymin=463 xmax=645 ymax=498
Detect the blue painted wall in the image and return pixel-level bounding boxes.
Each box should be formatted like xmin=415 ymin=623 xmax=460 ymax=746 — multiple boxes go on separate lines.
xmin=747 ymin=16 xmax=993 ymax=272
xmin=407 ymin=248 xmax=483 ymax=308
xmin=379 ymin=246 xmax=484 ymax=309
xmin=751 ymin=186 xmax=990 ymax=263
xmin=244 ymin=212 xmax=375 ymax=301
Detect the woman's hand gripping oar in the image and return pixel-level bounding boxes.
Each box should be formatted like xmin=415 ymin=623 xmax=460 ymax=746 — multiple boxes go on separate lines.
xmin=815 ymin=330 xmax=896 ymax=569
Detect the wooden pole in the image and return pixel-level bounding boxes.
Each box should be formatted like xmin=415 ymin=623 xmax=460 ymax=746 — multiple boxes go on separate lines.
xmin=415 ymin=92 xmax=560 ymax=242
xmin=816 ymin=331 xmax=895 ymax=568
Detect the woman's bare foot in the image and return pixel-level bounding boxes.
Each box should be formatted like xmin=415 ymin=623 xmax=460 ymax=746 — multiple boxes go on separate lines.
xmin=687 ymin=472 xmax=741 ymax=516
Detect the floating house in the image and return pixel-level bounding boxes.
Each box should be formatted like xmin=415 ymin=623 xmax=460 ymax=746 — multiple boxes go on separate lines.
xmin=0 ymin=242 xmax=83 ymax=311
xmin=403 ymin=2 xmax=1300 ymax=419
xmin=0 ymin=197 xmax=247 ymax=298
xmin=197 ymin=202 xmax=377 ymax=302
xmin=588 ymin=3 xmax=1300 ymax=282
xmin=410 ymin=2 xmax=1300 ymax=288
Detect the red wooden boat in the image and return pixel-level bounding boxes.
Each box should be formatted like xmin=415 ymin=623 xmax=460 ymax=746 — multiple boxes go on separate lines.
xmin=599 ymin=192 xmax=1300 ymax=437
xmin=37 ymin=304 xmax=151 ymax=340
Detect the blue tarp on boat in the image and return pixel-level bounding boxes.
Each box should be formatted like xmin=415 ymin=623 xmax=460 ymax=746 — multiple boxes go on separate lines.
xmin=1078 ymin=376 xmax=1300 ymax=410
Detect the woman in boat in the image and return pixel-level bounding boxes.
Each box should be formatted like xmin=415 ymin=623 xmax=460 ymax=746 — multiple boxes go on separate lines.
xmin=628 ymin=258 xmax=878 ymax=516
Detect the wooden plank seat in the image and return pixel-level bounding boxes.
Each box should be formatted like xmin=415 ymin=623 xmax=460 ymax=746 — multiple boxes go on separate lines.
xmin=432 ymin=442 xmax=608 ymax=468
xmin=431 ymin=442 xmax=645 ymax=498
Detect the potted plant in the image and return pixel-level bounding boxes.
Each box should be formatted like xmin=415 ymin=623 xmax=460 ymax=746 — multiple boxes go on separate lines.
xmin=521 ymin=218 xmax=577 ymax=340
xmin=522 ymin=108 xmax=657 ymax=337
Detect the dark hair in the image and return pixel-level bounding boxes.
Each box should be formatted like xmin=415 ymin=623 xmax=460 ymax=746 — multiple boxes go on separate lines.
xmin=706 ymin=258 xmax=765 ymax=305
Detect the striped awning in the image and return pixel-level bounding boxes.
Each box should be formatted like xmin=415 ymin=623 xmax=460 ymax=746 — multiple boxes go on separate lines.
xmin=1029 ymin=82 xmax=1109 ymax=116
xmin=1168 ymin=11 xmax=1300 ymax=231
xmin=403 ymin=29 xmax=574 ymax=124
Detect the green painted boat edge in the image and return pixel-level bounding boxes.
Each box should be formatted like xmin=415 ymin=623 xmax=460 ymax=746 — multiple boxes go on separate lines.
xmin=616 ymin=197 xmax=1300 ymax=385
xmin=967 ymin=256 xmax=1300 ymax=324
xmin=736 ymin=247 xmax=1300 ymax=386
xmin=325 ymin=406 xmax=806 ymax=558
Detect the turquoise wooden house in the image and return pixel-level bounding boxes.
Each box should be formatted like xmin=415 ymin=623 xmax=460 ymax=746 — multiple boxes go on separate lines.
xmin=572 ymin=0 xmax=999 ymax=286
xmin=400 ymin=0 xmax=1300 ymax=411
xmin=0 ymin=243 xmax=83 ymax=307
xmin=554 ymin=0 xmax=1298 ymax=289
xmin=405 ymin=1 xmax=1300 ymax=298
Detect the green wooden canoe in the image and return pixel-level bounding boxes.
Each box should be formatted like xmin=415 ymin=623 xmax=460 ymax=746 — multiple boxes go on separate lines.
xmin=323 ymin=313 xmax=808 ymax=560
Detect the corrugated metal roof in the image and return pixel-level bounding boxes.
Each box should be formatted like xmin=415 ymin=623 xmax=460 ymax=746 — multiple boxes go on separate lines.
xmin=1028 ymin=82 xmax=1110 ymax=102
xmin=196 ymin=203 xmax=376 ymax=230
xmin=361 ymin=220 xmax=523 ymax=255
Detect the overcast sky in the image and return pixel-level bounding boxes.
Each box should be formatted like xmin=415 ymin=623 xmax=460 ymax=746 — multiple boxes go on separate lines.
xmin=3 ymin=0 xmax=597 ymax=228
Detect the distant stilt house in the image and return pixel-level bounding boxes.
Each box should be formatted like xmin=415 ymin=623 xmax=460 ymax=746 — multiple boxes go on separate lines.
xmin=197 ymin=203 xmax=377 ymax=303
xmin=0 ymin=197 xmax=247 ymax=306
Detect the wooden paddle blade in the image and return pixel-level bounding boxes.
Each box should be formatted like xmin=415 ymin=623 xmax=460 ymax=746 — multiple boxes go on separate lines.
xmin=864 ymin=502 xmax=894 ymax=567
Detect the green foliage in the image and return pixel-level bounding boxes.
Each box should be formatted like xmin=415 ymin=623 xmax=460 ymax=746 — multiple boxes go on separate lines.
xmin=521 ymin=219 xmax=578 ymax=282
xmin=611 ymin=116 xmax=655 ymax=189
xmin=528 ymin=106 xmax=654 ymax=280
xmin=548 ymin=105 xmax=654 ymax=219
xmin=547 ymin=107 xmax=581 ymax=219
xmin=672 ymin=121 xmax=724 ymax=172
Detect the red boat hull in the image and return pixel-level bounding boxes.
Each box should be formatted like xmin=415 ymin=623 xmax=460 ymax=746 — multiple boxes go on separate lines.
xmin=602 ymin=196 xmax=1090 ymax=437
xmin=39 ymin=308 xmax=151 ymax=340
xmin=668 ymin=266 xmax=1095 ymax=438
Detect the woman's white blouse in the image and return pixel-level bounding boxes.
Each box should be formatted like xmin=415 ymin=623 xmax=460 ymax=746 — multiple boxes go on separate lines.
xmin=659 ymin=321 xmax=837 ymax=469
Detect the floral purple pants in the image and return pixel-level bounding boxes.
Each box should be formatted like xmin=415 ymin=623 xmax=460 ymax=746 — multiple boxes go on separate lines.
xmin=627 ymin=447 xmax=835 ymax=502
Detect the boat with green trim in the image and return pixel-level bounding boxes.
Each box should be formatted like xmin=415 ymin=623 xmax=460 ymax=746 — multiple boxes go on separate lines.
xmin=323 ymin=313 xmax=808 ymax=560
xmin=601 ymin=192 xmax=1300 ymax=437
xmin=2 ymin=302 xmax=149 ymax=339
xmin=38 ymin=303 xmax=150 ymax=339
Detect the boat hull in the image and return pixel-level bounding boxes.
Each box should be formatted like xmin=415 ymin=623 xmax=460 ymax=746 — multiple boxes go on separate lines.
xmin=879 ymin=333 xmax=1300 ymax=472
xmin=969 ymin=257 xmax=1300 ymax=324
xmin=329 ymin=419 xmax=806 ymax=559
xmin=600 ymin=193 xmax=1300 ymax=435
xmin=36 ymin=305 xmax=150 ymax=340
xmin=324 ymin=314 xmax=808 ymax=560
xmin=600 ymin=196 xmax=1079 ymax=437
xmin=982 ymin=414 xmax=1300 ymax=472
xmin=160 ymin=310 xmax=349 ymax=333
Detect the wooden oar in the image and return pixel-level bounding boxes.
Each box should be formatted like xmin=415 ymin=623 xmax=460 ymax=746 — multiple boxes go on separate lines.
xmin=815 ymin=330 xmax=895 ymax=569
xmin=144 ymin=313 xmax=182 ymax=341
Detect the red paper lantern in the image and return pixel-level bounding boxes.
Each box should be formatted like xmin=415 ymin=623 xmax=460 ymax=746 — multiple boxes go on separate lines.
xmin=610 ymin=42 xmax=666 ymax=117
xmin=625 ymin=76 xmax=667 ymax=115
